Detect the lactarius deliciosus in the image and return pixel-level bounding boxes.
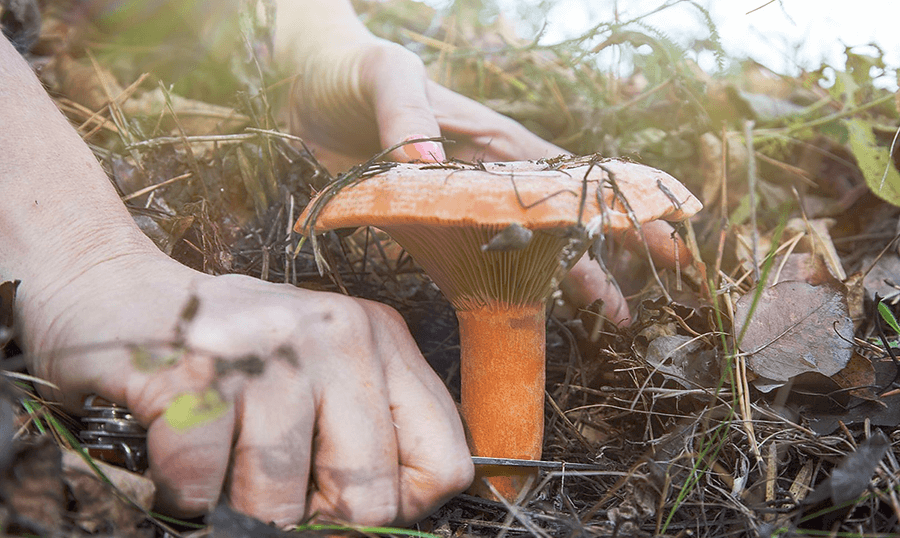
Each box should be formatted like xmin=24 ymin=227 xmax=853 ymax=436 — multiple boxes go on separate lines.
xmin=295 ymin=157 xmax=702 ymax=500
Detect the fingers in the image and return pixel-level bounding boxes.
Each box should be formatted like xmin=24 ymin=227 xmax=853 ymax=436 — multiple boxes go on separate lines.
xmin=227 ymin=361 xmax=315 ymax=527
xmin=288 ymin=36 xmax=566 ymax=167
xmin=618 ymin=220 xmax=693 ymax=271
xmin=360 ymin=301 xmax=473 ymax=524
xmin=559 ymin=222 xmax=692 ymax=327
xmin=118 ymin=348 xmax=234 ymax=517
xmin=426 ymin=81 xmax=568 ymax=161
xmin=146 ymin=399 xmax=235 ymax=517
xmin=158 ymin=283 xmax=468 ymax=526
xmin=304 ymin=298 xmax=401 ymax=525
xmin=366 ymin=51 xmax=565 ymax=162
xmin=362 ymin=42 xmax=446 ymax=163
xmin=306 ymin=386 xmax=399 ymax=526
xmin=560 ymin=255 xmax=632 ymax=326
xmin=360 ymin=39 xmax=566 ymax=164
xmin=182 ymin=278 xmax=317 ymax=524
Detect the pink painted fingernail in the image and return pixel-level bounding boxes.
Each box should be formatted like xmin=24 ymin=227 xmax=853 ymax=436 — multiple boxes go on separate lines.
xmin=404 ymin=137 xmax=446 ymax=162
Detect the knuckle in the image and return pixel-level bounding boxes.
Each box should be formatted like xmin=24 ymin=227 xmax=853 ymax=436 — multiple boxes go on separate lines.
xmin=364 ymin=299 xmax=404 ymax=323
xmin=311 ymin=295 xmax=372 ymax=336
xmin=368 ymin=39 xmax=424 ymax=69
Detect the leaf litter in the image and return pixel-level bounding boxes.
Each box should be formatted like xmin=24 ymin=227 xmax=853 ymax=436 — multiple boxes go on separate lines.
xmin=734 ymin=280 xmax=854 ymax=386
xmin=1 ymin=0 xmax=900 ymax=536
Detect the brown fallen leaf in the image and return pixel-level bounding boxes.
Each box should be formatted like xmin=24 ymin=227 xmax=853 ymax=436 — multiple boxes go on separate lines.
xmin=806 ymin=353 xmax=900 ymax=435
xmin=0 ymin=437 xmax=66 ymax=535
xmin=785 ymin=371 xmax=849 ymax=411
xmin=843 ymin=270 xmax=868 ymax=327
xmin=783 ymin=218 xmax=846 ymax=280
xmin=61 ymin=450 xmax=155 ymax=509
xmin=797 ymin=431 xmax=890 ymax=530
xmin=768 ymin=252 xmax=842 ymax=289
xmin=0 ymin=0 xmax=41 ymax=53
xmin=735 ymin=281 xmax=853 ymax=384
xmin=643 ymin=334 xmax=721 ymax=389
xmin=62 ymin=450 xmax=155 ymax=536
xmin=698 ymin=131 xmax=751 ymax=208
xmin=208 ymin=502 xmax=296 ymax=538
xmin=831 ymin=352 xmax=877 ymax=400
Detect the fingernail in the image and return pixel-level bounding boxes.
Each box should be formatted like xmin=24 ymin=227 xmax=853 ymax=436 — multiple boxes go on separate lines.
xmin=404 ymin=137 xmax=446 ymax=162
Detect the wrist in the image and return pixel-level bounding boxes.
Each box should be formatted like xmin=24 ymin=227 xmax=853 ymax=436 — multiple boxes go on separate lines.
xmin=2 ymin=191 xmax=165 ymax=296
xmin=17 ymin=247 xmax=192 ymax=369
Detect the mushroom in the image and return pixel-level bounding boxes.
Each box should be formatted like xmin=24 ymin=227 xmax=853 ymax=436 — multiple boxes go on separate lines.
xmin=294 ymin=157 xmax=702 ymax=500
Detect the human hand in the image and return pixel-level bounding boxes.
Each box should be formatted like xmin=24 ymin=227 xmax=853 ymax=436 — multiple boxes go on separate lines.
xmin=560 ymin=220 xmax=693 ymax=326
xmin=286 ymin=36 xmax=568 ymax=172
xmin=20 ymin=252 xmax=473 ymax=527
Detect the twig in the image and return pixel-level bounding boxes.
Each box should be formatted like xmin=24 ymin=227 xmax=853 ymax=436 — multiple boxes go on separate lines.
xmin=121 ymin=172 xmax=192 ymax=202
xmin=126 ymin=132 xmax=257 ymax=150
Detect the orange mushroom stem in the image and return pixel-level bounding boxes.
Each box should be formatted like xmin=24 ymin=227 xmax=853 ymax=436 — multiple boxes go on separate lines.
xmin=378 ymin=223 xmax=584 ymax=498
xmin=294 ymin=157 xmax=701 ymax=501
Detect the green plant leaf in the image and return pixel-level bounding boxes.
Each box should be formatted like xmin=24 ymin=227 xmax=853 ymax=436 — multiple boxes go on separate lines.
xmin=878 ymin=301 xmax=900 ymax=334
xmin=844 ymin=118 xmax=900 ymax=206
xmin=831 ymin=69 xmax=860 ymax=107
xmin=164 ymin=389 xmax=229 ymax=430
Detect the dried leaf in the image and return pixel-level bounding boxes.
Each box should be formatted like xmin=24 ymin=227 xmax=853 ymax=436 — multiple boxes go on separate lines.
xmin=735 ymin=281 xmax=853 ymax=383
xmin=61 ymin=450 xmax=155 ymax=510
xmin=698 ymin=131 xmax=748 ymax=213
xmin=768 ymin=253 xmax=842 ymax=288
xmin=820 ymin=432 xmax=889 ymax=506
xmin=783 ymin=217 xmax=846 ymax=280
xmin=644 ymin=335 xmax=720 ymax=389
xmin=208 ymin=502 xmax=294 ymax=538
xmin=843 ymin=270 xmax=867 ymax=326
xmin=0 ymin=380 xmax=16 ymax=473
xmin=783 ymin=372 xmax=848 ymax=411
xmin=729 ymin=88 xmax=806 ymax=122
xmin=62 ymin=450 xmax=155 ymax=536
xmin=0 ymin=0 xmax=41 ymax=53
xmin=50 ymin=55 xmax=248 ymax=136
xmin=807 ymin=353 xmax=900 ymax=435
xmin=831 ymin=352 xmax=877 ymax=400
xmin=798 ymin=432 xmax=890 ymax=529
xmin=0 ymin=437 xmax=66 ymax=535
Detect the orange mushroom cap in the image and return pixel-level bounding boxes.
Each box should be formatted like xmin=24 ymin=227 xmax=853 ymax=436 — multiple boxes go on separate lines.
xmin=295 ymin=157 xmax=701 ymax=235
xmin=295 ymin=158 xmax=701 ymax=311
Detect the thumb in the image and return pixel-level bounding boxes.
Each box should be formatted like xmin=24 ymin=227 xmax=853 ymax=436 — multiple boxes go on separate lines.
xmin=364 ymin=42 xmax=446 ymax=162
